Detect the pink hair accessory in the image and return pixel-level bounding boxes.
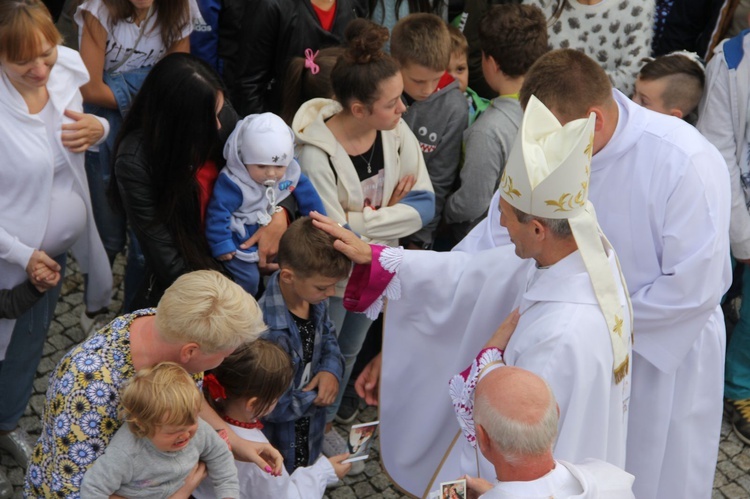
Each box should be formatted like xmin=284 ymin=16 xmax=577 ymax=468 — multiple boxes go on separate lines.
xmin=304 ymin=48 xmax=320 ymax=75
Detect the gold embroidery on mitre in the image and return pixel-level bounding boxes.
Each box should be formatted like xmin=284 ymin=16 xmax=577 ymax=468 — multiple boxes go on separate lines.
xmin=501 ymin=174 xmax=521 ymax=199
xmin=584 ymin=132 xmax=594 ymax=159
xmin=545 ymin=182 xmax=588 ymax=212
xmin=612 ymin=314 xmax=623 ymax=337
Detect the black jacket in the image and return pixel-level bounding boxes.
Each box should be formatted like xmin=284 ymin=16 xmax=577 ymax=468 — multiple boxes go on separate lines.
xmin=114 ymin=104 xmax=298 ymax=308
xmin=225 ymin=0 xmax=366 ymax=117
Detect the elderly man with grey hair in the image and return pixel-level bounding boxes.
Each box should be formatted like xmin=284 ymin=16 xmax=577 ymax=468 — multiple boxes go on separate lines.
xmin=465 ymin=366 xmax=634 ymax=498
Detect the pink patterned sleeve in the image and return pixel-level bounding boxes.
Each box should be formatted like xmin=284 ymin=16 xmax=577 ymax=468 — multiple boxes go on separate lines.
xmin=343 ymin=245 xmax=405 ymax=319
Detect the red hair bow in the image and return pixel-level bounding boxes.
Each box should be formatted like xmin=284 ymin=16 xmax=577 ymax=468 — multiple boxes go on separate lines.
xmin=203 ymin=373 xmax=227 ymax=400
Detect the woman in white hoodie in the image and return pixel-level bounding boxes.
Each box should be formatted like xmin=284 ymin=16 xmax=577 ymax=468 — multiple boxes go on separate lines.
xmin=292 ymin=18 xmax=434 ymax=460
xmin=0 ymin=1 xmax=111 ymax=495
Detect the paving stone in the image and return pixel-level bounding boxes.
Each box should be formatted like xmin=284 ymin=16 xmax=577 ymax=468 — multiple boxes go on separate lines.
xmin=733 ymin=451 xmax=750 ymax=472
xmin=735 ymin=472 xmax=750 ymax=493
xmin=27 ymin=394 xmax=45 ymax=418
xmin=718 ymin=460 xmax=744 ymax=481
xmin=371 ymin=473 xmax=392 ymax=491
xmin=353 ymin=482 xmax=376 ymax=497
xmin=364 ymin=459 xmax=381 ymax=477
xmin=57 ymin=309 xmax=79 ymax=328
xmin=329 ymin=485 xmax=356 ymax=499
xmin=380 ymin=488 xmax=403 ymax=499
xmin=721 ymin=482 xmax=749 ymax=499
xmin=714 ymin=469 xmax=728 ymax=489
xmin=54 ymin=300 xmax=71 ymax=315
xmin=47 ymin=331 xmax=73 ymax=351
xmin=35 ymin=357 xmax=55 ymax=376
xmin=723 ymin=440 xmax=744 ymax=459
xmin=32 ymin=376 xmax=48 ymax=395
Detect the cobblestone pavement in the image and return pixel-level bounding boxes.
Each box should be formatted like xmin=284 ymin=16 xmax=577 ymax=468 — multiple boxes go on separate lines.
xmin=0 ymin=260 xmax=747 ymax=498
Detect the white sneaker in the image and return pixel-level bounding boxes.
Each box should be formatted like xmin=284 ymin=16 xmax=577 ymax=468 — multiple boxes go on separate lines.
xmin=322 ymin=430 xmax=365 ymax=475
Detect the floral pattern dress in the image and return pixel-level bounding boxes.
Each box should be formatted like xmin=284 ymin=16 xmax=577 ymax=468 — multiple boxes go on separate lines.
xmin=24 ymin=308 xmax=203 ymax=498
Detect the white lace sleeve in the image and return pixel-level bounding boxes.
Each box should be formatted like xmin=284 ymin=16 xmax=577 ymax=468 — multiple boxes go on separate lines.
xmin=448 ymin=347 xmax=505 ymax=447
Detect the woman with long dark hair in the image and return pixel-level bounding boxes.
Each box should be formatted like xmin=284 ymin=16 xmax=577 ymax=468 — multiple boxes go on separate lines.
xmin=112 ymin=53 xmax=289 ymax=309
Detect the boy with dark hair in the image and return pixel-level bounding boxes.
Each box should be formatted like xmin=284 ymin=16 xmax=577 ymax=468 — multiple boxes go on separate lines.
xmin=260 ymin=217 xmax=349 ymax=473
xmin=391 ymin=13 xmax=468 ymax=249
xmin=444 ymin=4 xmax=548 ymax=242
xmin=633 ymin=52 xmax=705 ymax=121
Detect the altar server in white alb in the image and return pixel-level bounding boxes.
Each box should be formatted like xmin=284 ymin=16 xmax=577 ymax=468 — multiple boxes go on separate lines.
xmin=444 ymin=95 xmax=632 ymax=487
xmin=459 ymin=366 xmax=635 ymax=499
xmin=513 ymin=49 xmax=731 ymax=499
xmin=313 ymin=48 xmax=731 ymax=499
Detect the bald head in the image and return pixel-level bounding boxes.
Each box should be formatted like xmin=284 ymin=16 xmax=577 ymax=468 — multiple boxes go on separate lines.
xmin=474 ymin=366 xmax=558 ymax=460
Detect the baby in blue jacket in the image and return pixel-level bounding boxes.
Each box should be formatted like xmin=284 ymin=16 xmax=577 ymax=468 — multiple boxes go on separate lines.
xmin=206 ymin=113 xmax=325 ymax=295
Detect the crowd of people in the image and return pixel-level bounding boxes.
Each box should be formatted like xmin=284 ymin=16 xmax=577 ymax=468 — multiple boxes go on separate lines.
xmin=0 ymin=0 xmax=748 ymax=496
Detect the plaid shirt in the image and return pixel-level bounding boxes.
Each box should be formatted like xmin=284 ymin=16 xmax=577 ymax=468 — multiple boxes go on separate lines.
xmin=259 ymin=272 xmax=344 ymax=472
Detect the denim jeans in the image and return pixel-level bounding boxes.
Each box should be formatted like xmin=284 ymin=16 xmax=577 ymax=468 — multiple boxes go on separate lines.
xmin=326 ymin=297 xmax=373 ymax=423
xmin=0 ymin=254 xmax=66 ymax=431
xmin=727 ymin=264 xmax=750 ymax=400
xmin=83 ymin=149 xmax=144 ymax=312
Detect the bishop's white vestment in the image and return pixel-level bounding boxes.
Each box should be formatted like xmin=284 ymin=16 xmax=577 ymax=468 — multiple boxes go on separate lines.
xmin=434 ymin=242 xmax=630 ymax=489
xmin=479 ymin=459 xmax=635 ymax=499
xmin=376 ymin=91 xmax=730 ymax=499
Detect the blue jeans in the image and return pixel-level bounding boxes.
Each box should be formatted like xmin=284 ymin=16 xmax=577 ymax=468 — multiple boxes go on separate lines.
xmin=326 ymin=297 xmax=373 ymax=423
xmin=83 ymin=149 xmax=144 ymax=312
xmin=726 ymin=264 xmax=750 ymax=400
xmin=0 ymin=254 xmax=66 ymax=431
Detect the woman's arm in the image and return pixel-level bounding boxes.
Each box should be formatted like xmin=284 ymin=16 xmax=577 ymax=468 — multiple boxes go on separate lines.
xmin=199 ymin=396 xmax=283 ymax=475
xmin=78 ymin=11 xmax=118 ymax=109
xmin=167 ymin=36 xmax=190 ymax=54
xmin=346 ymin=124 xmax=435 ymax=241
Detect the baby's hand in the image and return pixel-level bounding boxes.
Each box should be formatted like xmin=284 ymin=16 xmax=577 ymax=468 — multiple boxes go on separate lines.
xmin=169 ymin=462 xmax=207 ymax=499
xmin=303 ymin=371 xmax=339 ymax=406
xmin=217 ymin=252 xmax=235 ymax=262
xmin=328 ymin=453 xmax=352 ymax=479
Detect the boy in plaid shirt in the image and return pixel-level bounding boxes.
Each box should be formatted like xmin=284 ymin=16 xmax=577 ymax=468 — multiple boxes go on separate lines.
xmin=259 ymin=217 xmax=349 ymax=472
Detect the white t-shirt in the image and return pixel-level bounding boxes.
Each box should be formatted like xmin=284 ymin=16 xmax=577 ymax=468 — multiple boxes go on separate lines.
xmin=74 ymin=0 xmax=200 ymax=73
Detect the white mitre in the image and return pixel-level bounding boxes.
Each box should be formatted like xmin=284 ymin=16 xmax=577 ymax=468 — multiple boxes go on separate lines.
xmin=499 ymin=96 xmax=632 ymax=383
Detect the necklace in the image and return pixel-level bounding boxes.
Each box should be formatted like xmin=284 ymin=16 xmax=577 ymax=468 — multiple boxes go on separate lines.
xmin=358 ymin=143 xmax=376 ymax=174
xmin=223 ymin=415 xmax=264 ymax=430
